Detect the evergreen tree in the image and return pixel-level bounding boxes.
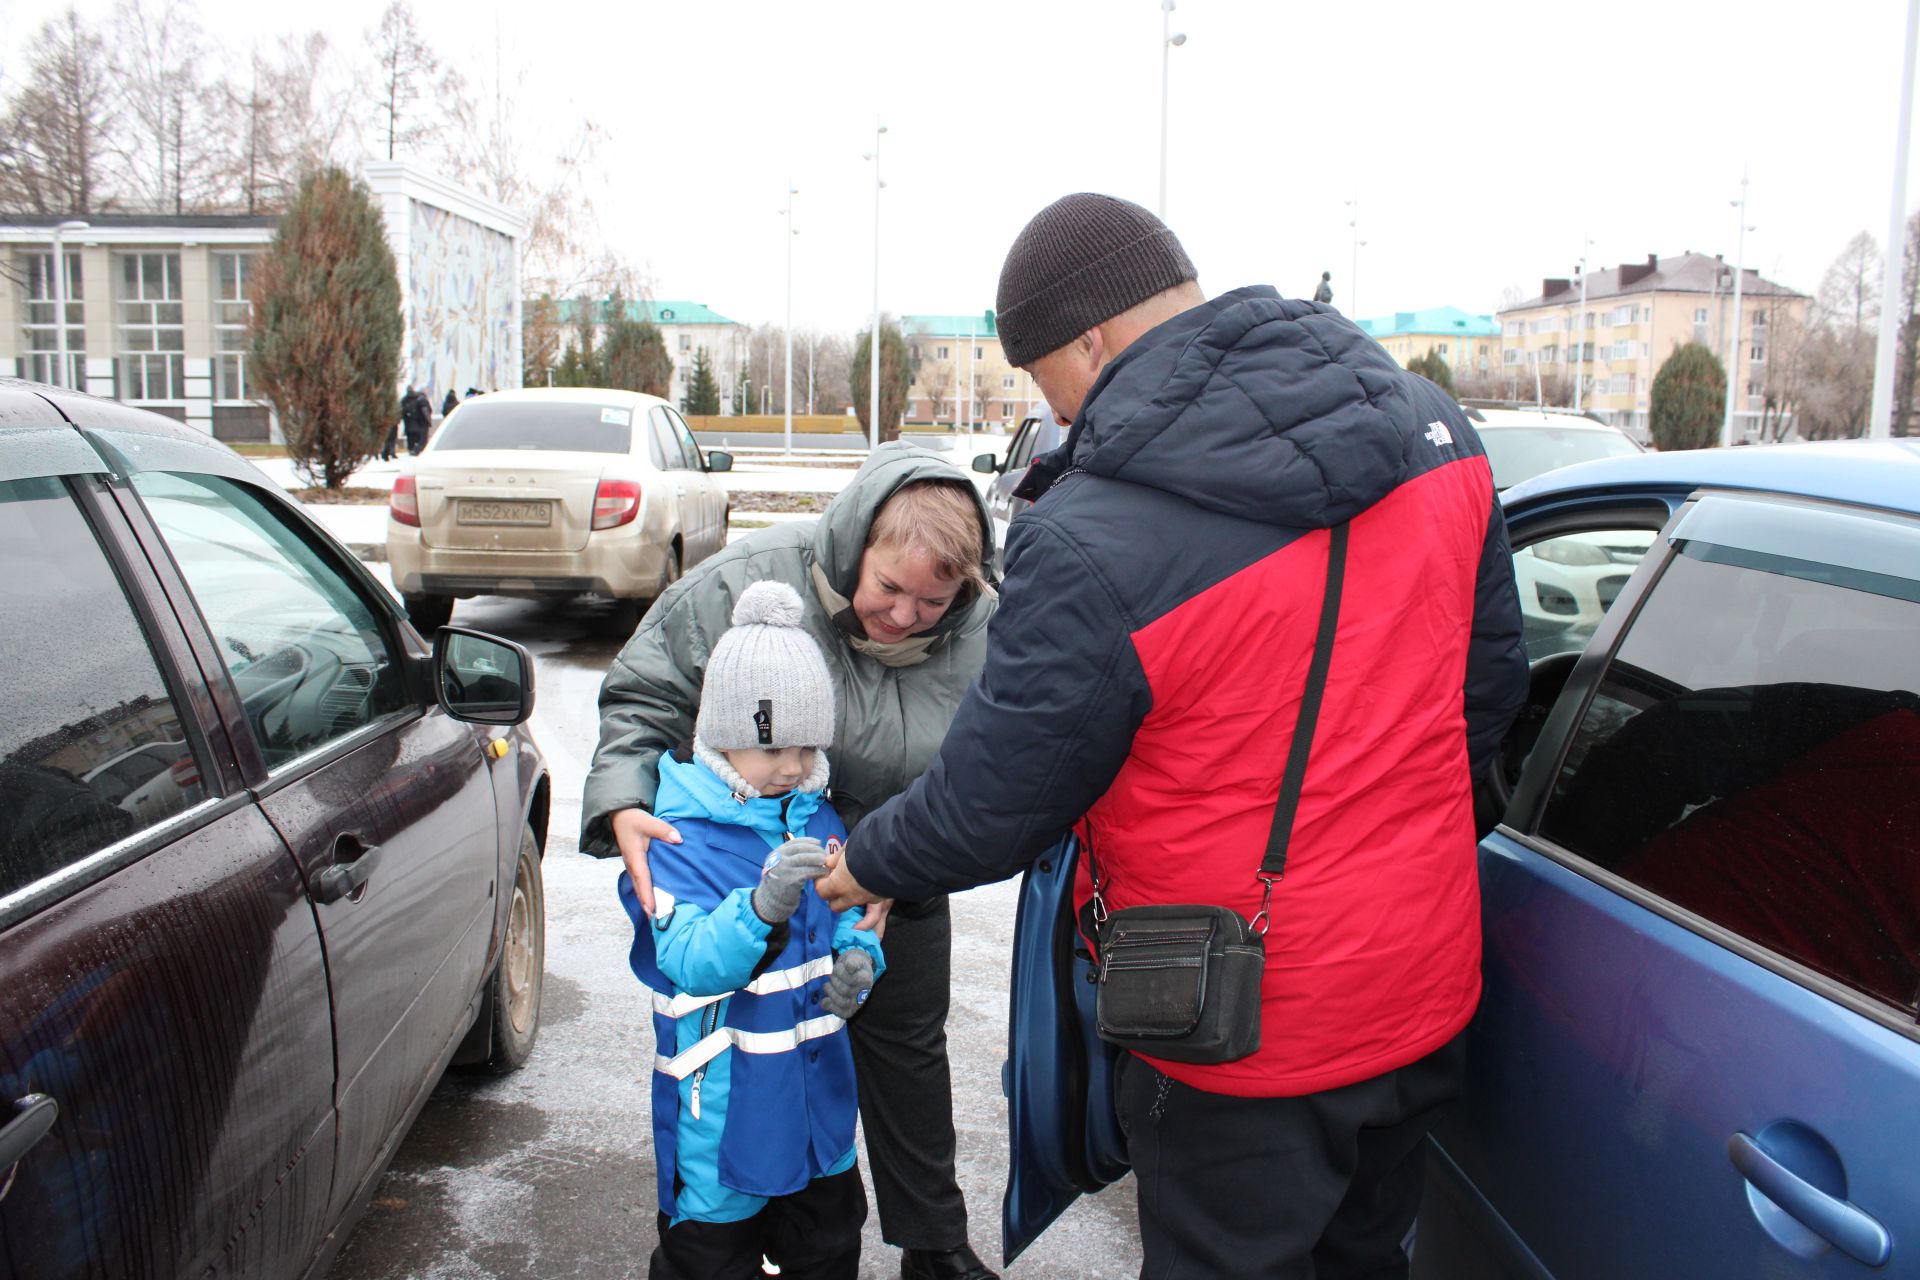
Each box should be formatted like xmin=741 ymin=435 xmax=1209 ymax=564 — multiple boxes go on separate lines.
xmin=683 ymin=347 xmax=721 ymax=414
xmin=1406 ymin=350 xmax=1455 ymax=394
xmin=850 ymin=319 xmax=912 ymax=443
xmin=1650 ymin=342 xmax=1727 ymax=451
xmin=249 ymin=167 xmax=402 ymax=489
xmin=555 ymin=295 xmax=602 ymax=387
xmin=602 ymin=289 xmax=673 ymax=397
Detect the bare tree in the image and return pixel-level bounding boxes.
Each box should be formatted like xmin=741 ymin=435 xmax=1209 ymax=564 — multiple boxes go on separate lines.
xmin=916 ymin=364 xmax=954 ymax=423
xmin=369 ymin=0 xmax=462 ymax=162
xmin=1793 ymin=233 xmax=1882 ymax=439
xmin=109 ymin=0 xmax=223 ymax=213
xmin=1756 ymin=293 xmax=1813 ymax=442
xmin=1819 ymin=231 xmax=1880 ymax=335
xmin=221 ymin=33 xmax=361 ymax=214
xmin=0 ymin=8 xmax=119 ymax=214
xmin=810 ymin=333 xmax=853 ymax=415
xmin=1896 ymin=212 xmax=1920 ymax=437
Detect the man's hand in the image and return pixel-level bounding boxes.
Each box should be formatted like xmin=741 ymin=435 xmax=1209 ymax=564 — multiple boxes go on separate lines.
xmin=751 ymin=838 xmax=829 ymax=924
xmin=610 ymin=807 xmax=681 ymax=916
xmin=821 ymin=949 xmax=876 ymax=1019
xmin=816 ymin=853 xmax=881 ymax=913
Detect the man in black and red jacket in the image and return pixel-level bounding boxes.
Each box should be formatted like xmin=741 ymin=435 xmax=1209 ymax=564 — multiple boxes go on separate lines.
xmin=820 ymin=193 xmax=1526 ymax=1279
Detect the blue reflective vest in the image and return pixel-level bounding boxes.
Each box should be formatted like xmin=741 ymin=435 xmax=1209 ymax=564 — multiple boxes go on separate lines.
xmin=620 ymin=754 xmax=884 ymax=1223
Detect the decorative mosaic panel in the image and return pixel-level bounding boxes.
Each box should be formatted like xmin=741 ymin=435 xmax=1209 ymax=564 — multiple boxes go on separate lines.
xmin=407 ymin=202 xmax=520 ymax=399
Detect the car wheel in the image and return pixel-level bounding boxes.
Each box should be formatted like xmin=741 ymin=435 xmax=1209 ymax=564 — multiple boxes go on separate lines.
xmin=480 ymin=823 xmax=545 ymax=1074
xmin=661 ymin=541 xmax=682 ymax=594
xmin=403 ymin=592 xmax=454 ymax=633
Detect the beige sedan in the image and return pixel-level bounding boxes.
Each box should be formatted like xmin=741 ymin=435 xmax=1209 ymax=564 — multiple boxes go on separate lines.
xmin=387 ymin=388 xmax=732 ymax=631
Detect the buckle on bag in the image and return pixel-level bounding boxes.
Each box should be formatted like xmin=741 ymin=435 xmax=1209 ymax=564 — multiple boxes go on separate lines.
xmin=1249 ymin=873 xmax=1279 ymax=936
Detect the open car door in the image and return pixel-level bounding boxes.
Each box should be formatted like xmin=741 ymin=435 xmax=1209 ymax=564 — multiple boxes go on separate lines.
xmin=1002 ymin=836 xmax=1131 ymax=1265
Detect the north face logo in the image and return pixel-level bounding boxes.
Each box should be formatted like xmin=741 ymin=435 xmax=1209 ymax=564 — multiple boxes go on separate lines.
xmin=1424 ymin=421 xmax=1454 ymax=448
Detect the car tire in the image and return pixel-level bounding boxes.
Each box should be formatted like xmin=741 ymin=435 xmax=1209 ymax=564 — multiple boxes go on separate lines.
xmin=475 ymin=823 xmax=545 ymax=1075
xmin=661 ymin=541 xmax=682 ymax=594
xmin=403 ymin=592 xmax=454 ymax=634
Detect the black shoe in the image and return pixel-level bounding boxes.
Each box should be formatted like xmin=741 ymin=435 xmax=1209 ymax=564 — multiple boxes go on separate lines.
xmin=900 ymin=1244 xmax=998 ymax=1280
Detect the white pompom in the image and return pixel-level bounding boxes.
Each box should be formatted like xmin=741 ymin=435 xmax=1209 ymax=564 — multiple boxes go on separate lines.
xmin=731 ymin=580 xmax=806 ymax=628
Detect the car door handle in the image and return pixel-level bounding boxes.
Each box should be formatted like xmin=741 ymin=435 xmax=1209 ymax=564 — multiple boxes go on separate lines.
xmin=315 ymin=836 xmax=383 ymax=904
xmin=1728 ymin=1131 xmax=1891 ymax=1266
xmin=0 ymin=1094 xmax=58 ymax=1199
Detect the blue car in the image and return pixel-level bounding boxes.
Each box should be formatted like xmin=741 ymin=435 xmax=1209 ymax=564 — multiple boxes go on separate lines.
xmin=1006 ymin=439 xmax=1920 ymax=1277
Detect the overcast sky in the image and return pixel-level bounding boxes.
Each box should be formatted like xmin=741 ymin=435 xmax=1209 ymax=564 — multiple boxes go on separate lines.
xmin=5 ymin=0 xmax=1917 ymax=336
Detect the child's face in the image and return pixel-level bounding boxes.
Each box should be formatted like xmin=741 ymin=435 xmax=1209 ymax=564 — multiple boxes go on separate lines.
xmin=722 ymin=746 xmax=817 ymax=797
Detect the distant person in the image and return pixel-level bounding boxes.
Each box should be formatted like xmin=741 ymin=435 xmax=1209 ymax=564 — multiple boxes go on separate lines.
xmin=400 ymin=386 xmax=432 ymax=455
xmin=465 ymin=386 xmax=484 ymax=400
xmin=619 ymin=581 xmax=882 ymax=1279
xmin=442 ymin=388 xmax=460 ymax=418
xmin=1313 ymin=270 xmax=1334 ymax=305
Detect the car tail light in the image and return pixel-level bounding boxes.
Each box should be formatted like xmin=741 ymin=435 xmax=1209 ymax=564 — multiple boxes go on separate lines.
xmin=390 ymin=475 xmax=420 ymax=527
xmin=593 ymin=479 xmax=641 ymax=530
xmin=168 ymin=754 xmax=200 ymax=789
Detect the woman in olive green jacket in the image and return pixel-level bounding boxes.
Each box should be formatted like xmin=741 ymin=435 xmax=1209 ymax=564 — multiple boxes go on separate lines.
xmin=582 ymin=441 xmax=1001 ymax=1280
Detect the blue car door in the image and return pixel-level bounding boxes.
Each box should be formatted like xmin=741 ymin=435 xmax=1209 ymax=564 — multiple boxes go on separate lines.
xmin=1001 ymin=836 xmax=1130 ymax=1266
xmin=1419 ymin=486 xmax=1920 ymax=1279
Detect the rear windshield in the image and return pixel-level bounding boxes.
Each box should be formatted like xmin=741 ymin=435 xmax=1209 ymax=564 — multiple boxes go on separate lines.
xmin=433 ymin=401 xmax=635 ymax=454
xmin=1481 ymin=426 xmax=1639 ymax=490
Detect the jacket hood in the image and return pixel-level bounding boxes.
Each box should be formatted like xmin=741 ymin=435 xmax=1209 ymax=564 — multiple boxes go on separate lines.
xmin=652 ymin=753 xmax=825 ymax=850
xmin=809 ymin=440 xmax=998 ymax=641
xmin=1062 ymin=286 xmax=1423 ymax=530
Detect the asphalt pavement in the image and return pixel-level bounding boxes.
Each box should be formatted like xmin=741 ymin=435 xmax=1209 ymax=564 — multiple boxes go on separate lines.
xmin=298 ymin=447 xmax=1143 ymax=1278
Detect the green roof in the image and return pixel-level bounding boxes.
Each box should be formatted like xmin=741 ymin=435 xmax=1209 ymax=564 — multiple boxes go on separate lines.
xmin=902 ymin=312 xmax=998 ymax=339
xmin=545 ymin=298 xmax=742 ymax=327
xmin=1356 ymin=306 xmax=1499 ymax=339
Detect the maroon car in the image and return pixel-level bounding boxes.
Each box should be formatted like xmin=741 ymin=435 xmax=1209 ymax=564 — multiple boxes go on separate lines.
xmin=0 ymin=381 xmax=551 ymax=1279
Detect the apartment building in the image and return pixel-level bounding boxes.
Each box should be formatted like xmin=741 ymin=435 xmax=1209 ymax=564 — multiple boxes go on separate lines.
xmin=1356 ymin=307 xmax=1500 ymax=375
xmin=550 ymin=298 xmax=749 ymax=412
xmin=0 ymin=162 xmax=527 ymax=442
xmin=902 ymin=312 xmax=1042 ymax=425
xmin=1496 ymin=252 xmax=1808 ymax=437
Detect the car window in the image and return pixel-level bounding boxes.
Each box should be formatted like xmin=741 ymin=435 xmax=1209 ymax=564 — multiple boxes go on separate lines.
xmin=1513 ymin=527 xmax=1658 ymax=661
xmin=649 ymin=408 xmax=691 ymax=470
xmin=1007 ymin=421 xmax=1037 ymax=472
xmin=1481 ymin=427 xmax=1639 ymax=491
xmin=132 ymin=472 xmax=409 ymax=769
xmin=1539 ymin=533 xmax=1920 ymax=1013
xmin=0 ymin=476 xmax=207 ymax=899
xmin=667 ymin=408 xmax=705 ymax=470
xmin=646 ymin=418 xmax=670 ymax=469
xmin=432 ymin=399 xmax=634 ymax=453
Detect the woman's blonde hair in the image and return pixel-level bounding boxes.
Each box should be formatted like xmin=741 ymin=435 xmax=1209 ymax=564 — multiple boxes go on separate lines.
xmin=867 ymin=479 xmax=986 ymax=587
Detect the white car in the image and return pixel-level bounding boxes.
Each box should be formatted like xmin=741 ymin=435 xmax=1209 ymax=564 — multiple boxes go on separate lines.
xmin=387 ymin=388 xmax=733 ymax=631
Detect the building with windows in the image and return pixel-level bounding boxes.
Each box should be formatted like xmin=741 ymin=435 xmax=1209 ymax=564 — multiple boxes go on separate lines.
xmin=901 ymin=312 xmax=1040 ymax=425
xmin=1356 ymin=307 xmax=1500 ymax=376
xmin=1495 ymin=252 xmax=1808 ymax=437
xmin=0 ymin=161 xmax=526 ymax=442
xmin=550 ymin=298 xmax=748 ymax=412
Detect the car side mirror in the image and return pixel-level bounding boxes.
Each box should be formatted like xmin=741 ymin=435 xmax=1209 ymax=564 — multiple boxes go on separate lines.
xmin=433 ymin=627 xmax=535 ymax=725
xmin=972 ymin=452 xmax=1003 ymax=475
xmin=706 ymin=450 xmax=734 ymax=473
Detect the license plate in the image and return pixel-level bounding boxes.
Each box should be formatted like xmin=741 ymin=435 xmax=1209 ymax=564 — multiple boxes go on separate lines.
xmin=457 ymin=499 xmax=553 ymax=526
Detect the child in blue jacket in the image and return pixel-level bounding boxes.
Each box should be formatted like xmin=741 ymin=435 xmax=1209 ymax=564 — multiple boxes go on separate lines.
xmin=619 ymin=580 xmax=884 ymax=1280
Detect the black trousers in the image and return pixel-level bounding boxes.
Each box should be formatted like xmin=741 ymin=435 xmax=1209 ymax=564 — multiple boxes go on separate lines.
xmin=1118 ymin=1035 xmax=1467 ymax=1280
xmin=847 ymin=894 xmax=969 ymax=1250
xmin=650 ymin=1167 xmax=867 ymax=1280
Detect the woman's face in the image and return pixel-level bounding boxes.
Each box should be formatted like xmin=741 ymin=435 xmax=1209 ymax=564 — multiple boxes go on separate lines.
xmin=851 ymin=542 xmax=962 ymax=643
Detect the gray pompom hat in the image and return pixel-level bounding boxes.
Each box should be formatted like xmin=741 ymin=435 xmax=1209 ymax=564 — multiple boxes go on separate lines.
xmin=694 ymin=581 xmax=837 ymax=782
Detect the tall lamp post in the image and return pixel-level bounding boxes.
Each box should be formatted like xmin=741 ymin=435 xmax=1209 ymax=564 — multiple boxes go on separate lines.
xmin=865 ymin=121 xmax=888 ymax=450
xmin=782 ymin=182 xmax=798 ymax=455
xmin=1721 ymin=173 xmax=1753 ymax=447
xmin=1572 ymin=237 xmax=1592 ymax=413
xmin=51 ymin=219 xmax=89 ymax=390
xmin=1158 ymin=1 xmax=1186 ymax=219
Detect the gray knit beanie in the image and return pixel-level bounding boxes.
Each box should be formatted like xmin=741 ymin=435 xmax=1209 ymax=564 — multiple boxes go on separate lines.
xmin=995 ymin=193 xmax=1198 ymax=367
xmin=695 ymin=582 xmax=836 ymax=753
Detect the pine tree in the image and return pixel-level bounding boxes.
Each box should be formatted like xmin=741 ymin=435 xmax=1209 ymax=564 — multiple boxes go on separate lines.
xmin=850 ymin=319 xmax=912 ymax=442
xmin=683 ymin=347 xmax=721 ymax=414
xmin=249 ymin=167 xmax=402 ymax=489
xmin=1650 ymin=342 xmax=1727 ymax=451
xmin=1407 ymin=350 xmax=1455 ymax=394
xmin=555 ymin=295 xmax=601 ymax=387
xmin=601 ymin=289 xmax=673 ymax=397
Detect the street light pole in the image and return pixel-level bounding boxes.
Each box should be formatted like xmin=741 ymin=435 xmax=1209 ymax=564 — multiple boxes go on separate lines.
xmin=866 ymin=121 xmax=888 ymax=451
xmin=51 ymin=219 xmax=88 ymax=389
xmin=1870 ymin=0 xmax=1919 ymax=440
xmin=783 ymin=181 xmax=798 ymax=456
xmin=1573 ymin=239 xmax=1591 ymax=413
xmin=1158 ymin=1 xmax=1186 ymax=219
xmin=1721 ymin=172 xmax=1752 ymax=447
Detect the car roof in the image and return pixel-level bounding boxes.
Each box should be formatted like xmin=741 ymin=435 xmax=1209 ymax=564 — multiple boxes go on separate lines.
xmin=1502 ymin=438 xmax=1920 ymax=519
xmin=454 ymin=387 xmax=673 ymax=410
xmin=1470 ymin=408 xmax=1624 ymax=432
xmin=0 ymin=378 xmax=259 ymax=483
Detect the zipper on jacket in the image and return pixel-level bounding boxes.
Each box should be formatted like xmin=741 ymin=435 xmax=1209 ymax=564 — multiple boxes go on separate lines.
xmin=689 ymin=1001 xmax=722 ymax=1119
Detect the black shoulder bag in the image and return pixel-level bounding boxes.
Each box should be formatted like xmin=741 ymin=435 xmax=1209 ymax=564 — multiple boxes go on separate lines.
xmin=1087 ymin=523 xmax=1349 ymax=1064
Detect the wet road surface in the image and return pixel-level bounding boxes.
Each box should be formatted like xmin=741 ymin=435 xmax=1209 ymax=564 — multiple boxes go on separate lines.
xmin=325 ymin=586 xmax=1142 ymax=1278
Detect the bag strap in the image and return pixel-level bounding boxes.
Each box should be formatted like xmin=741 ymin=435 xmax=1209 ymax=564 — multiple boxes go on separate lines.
xmin=1086 ymin=523 xmax=1349 ymax=932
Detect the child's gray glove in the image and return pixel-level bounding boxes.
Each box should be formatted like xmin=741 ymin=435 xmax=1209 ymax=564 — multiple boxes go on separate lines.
xmin=751 ymin=837 xmax=828 ymax=924
xmin=821 ymin=949 xmax=876 ymax=1019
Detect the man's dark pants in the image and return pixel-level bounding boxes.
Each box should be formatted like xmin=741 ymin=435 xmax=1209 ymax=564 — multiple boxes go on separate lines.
xmin=649 ymin=1166 xmax=866 ymax=1279
xmin=847 ymin=895 xmax=970 ymax=1250
xmin=1118 ymin=1034 xmax=1466 ymax=1280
